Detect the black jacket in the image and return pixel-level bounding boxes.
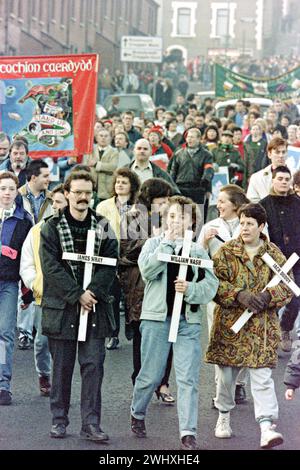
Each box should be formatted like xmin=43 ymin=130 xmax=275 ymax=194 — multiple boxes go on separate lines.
xmin=167 ymin=146 xmax=214 ymax=196
xmin=39 ymin=208 xmax=118 ymax=340
xmin=260 ymin=191 xmax=300 ymax=273
xmin=126 ymin=127 xmax=142 ymax=144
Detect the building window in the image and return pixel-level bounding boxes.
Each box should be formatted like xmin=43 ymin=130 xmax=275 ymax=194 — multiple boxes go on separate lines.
xmin=32 ymin=0 xmax=38 ymax=19
xmin=94 ymin=0 xmax=99 ymax=24
xmin=216 ymin=9 xmax=229 ymax=37
xmin=60 ymin=0 xmax=66 ymax=25
xmin=125 ymin=0 xmax=132 ymax=22
xmin=87 ymin=0 xmax=93 ymax=22
xmin=9 ymin=0 xmax=16 ymax=15
xmin=136 ymin=1 xmax=142 ymax=27
xmin=71 ymin=0 xmax=76 ymax=19
xmin=171 ymin=2 xmax=197 ymax=37
xmin=50 ymin=0 xmax=56 ymax=21
xmin=210 ymin=2 xmax=236 ymax=39
xmin=102 ymin=0 xmax=108 ymax=17
xmin=177 ymin=8 xmax=191 ymax=36
xmin=111 ymin=0 xmax=115 ymax=21
xmin=80 ymin=0 xmax=85 ymax=24
xmin=17 ymin=1 xmax=23 ymax=18
xmin=39 ymin=0 xmax=44 ymax=22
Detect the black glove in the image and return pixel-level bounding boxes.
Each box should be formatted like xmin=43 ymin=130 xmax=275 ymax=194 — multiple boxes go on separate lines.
xmin=229 ymin=162 xmax=240 ymax=170
xmin=237 ymin=290 xmax=265 ymax=312
xmin=256 ymin=291 xmax=271 ymax=309
xmin=199 ymin=179 xmax=210 ymax=192
xmin=21 ymin=288 xmax=34 ymax=305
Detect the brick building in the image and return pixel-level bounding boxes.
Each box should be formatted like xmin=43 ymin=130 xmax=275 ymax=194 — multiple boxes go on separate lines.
xmin=0 ymin=0 xmax=159 ymax=70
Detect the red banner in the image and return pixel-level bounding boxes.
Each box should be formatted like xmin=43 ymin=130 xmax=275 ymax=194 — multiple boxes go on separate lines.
xmin=0 ymin=54 xmax=98 ymax=158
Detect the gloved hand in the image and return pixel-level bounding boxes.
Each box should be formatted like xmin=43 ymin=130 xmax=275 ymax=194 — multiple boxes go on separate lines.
xmin=21 ymin=287 xmax=34 ymax=305
xmin=200 ymin=179 xmax=210 ymax=192
xmin=228 ymin=162 xmax=240 ymax=170
xmin=256 ymin=291 xmax=271 ymax=309
xmin=237 ymin=290 xmax=266 ymax=312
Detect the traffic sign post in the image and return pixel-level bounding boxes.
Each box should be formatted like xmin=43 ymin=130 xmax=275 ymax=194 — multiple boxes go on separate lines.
xmin=121 ymin=36 xmax=163 ymax=63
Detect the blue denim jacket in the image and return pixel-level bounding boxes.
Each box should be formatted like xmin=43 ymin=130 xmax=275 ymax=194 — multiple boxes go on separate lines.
xmin=138 ymin=235 xmax=219 ymax=323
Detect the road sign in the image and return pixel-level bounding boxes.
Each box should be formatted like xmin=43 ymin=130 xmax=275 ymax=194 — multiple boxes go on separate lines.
xmin=121 ymin=36 xmax=163 ymax=63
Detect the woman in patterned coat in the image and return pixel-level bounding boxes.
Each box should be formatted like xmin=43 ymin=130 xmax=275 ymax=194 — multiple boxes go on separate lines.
xmin=206 ymin=203 xmax=293 ymax=449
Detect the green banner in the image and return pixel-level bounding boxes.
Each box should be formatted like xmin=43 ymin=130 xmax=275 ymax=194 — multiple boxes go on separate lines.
xmin=215 ymin=63 xmax=300 ymax=99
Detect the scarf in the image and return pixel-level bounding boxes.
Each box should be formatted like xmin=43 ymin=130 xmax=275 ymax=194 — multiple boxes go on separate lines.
xmin=57 ymin=212 xmax=103 ymax=280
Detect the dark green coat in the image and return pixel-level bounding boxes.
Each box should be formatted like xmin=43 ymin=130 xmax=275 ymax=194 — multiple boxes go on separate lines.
xmin=212 ymin=144 xmax=245 ymax=184
xmin=39 ymin=210 xmax=118 ymax=340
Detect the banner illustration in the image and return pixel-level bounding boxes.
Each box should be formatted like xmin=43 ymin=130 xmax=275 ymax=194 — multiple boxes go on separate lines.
xmin=0 ymin=54 xmax=98 ymax=158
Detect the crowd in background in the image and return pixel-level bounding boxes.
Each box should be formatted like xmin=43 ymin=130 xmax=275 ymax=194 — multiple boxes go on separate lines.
xmin=1 ymin=59 xmax=300 ymax=450
xmin=98 ymin=54 xmax=300 ymax=107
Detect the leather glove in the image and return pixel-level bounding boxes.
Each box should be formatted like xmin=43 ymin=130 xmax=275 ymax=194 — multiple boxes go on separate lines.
xmin=228 ymin=162 xmax=240 ymax=170
xmin=21 ymin=288 xmax=34 ymax=305
xmin=256 ymin=291 xmax=271 ymax=309
xmin=199 ymin=179 xmax=210 ymax=192
xmin=237 ymin=290 xmax=265 ymax=312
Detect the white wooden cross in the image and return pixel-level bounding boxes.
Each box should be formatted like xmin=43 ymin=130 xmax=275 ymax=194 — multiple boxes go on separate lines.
xmin=157 ymin=230 xmax=213 ymax=343
xmin=62 ymin=230 xmax=117 ymax=342
xmin=231 ymin=252 xmax=300 ymax=334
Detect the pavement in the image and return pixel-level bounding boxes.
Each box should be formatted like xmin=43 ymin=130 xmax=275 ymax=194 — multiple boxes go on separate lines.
xmin=0 ymin=316 xmax=299 ymax=454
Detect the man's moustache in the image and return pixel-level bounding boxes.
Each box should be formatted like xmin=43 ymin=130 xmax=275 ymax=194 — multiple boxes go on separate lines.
xmin=77 ymin=200 xmax=88 ymax=204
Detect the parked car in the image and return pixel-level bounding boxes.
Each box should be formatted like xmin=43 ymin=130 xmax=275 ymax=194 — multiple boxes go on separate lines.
xmin=215 ymin=97 xmax=273 ymax=118
xmin=103 ymin=93 xmax=156 ymax=119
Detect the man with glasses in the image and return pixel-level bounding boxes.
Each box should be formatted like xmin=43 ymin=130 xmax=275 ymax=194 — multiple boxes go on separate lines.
xmin=40 ymin=171 xmax=118 ymax=441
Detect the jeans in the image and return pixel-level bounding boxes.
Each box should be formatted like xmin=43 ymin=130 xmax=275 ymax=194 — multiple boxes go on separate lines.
xmin=33 ymin=305 xmax=51 ymax=378
xmin=131 ymin=319 xmax=173 ymax=388
xmin=0 ymin=281 xmax=19 ymax=392
xmin=131 ymin=316 xmax=201 ymax=438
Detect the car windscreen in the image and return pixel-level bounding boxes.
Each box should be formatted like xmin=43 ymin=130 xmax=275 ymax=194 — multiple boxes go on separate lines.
xmin=105 ymin=96 xmax=141 ymax=112
xmin=140 ymin=95 xmax=154 ymax=110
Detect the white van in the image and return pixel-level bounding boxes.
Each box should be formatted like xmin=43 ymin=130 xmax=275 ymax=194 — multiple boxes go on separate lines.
xmin=215 ymin=97 xmax=273 ymax=118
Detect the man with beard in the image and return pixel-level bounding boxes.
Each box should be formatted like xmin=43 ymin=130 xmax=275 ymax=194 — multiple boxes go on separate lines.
xmin=0 ymin=139 xmax=30 ymax=187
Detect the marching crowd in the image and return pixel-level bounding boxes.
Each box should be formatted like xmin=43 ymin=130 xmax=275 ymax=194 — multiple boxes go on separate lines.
xmin=1 ymin=89 xmax=300 ymax=451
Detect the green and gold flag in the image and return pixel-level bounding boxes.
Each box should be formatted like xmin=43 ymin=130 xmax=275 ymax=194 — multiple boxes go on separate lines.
xmin=215 ymin=63 xmax=300 ymax=99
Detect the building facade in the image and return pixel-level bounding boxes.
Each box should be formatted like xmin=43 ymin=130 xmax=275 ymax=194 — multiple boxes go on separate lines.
xmin=0 ymin=0 xmax=159 ymax=70
xmin=156 ymin=0 xmax=290 ymax=64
